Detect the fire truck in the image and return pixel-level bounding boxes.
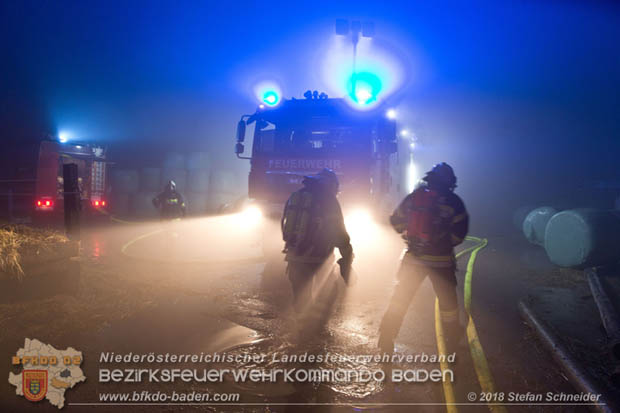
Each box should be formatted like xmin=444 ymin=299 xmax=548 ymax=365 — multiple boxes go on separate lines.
xmin=234 ymin=92 xmax=402 ymax=218
xmin=0 ymin=139 xmax=108 ymax=222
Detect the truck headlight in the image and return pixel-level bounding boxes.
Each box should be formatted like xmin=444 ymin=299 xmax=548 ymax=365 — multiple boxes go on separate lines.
xmin=240 ymin=205 xmax=263 ymax=226
xmin=345 ymin=208 xmax=377 ymax=242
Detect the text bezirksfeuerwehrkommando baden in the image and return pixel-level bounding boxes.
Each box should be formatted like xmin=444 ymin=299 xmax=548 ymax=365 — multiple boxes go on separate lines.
xmin=98 ymin=351 xmax=456 ymax=384
xmin=99 ymin=367 xmax=453 ymax=384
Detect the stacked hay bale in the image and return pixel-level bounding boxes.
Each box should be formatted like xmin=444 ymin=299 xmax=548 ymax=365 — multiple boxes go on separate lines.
xmin=110 ymin=169 xmax=138 ymax=217
xmin=208 ymin=170 xmax=243 ymax=213
xmin=140 ymin=167 xmax=161 ymax=192
xmin=128 ymin=167 xmax=160 ymax=218
xmin=185 ymin=152 xmax=211 ymax=216
xmin=110 ymin=152 xmax=241 ymax=218
xmin=161 ymin=152 xmax=187 ymax=193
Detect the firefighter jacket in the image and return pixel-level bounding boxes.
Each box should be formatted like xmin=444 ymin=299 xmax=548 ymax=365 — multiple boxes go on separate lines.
xmin=153 ymin=190 xmax=186 ymax=219
xmin=282 ymin=183 xmax=352 ymax=264
xmin=390 ymin=186 xmax=469 ymax=267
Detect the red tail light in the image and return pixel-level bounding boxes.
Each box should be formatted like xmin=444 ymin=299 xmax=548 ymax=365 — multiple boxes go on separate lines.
xmin=36 ymin=199 xmax=53 ymax=209
xmin=92 ymin=200 xmax=106 ymax=208
xmin=101 ymin=201 xmax=106 ymax=206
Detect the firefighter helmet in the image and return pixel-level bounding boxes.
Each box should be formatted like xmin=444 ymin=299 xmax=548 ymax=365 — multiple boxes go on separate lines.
xmin=304 ymin=168 xmax=339 ymax=195
xmin=316 ymin=168 xmax=339 ymax=194
xmin=423 ymin=163 xmax=457 ymax=190
xmin=165 ymin=180 xmax=176 ymax=192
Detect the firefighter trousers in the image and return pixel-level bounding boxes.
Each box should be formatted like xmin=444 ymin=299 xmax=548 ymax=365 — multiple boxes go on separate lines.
xmin=379 ymin=253 xmax=460 ymax=345
xmin=286 ymin=259 xmax=334 ymax=314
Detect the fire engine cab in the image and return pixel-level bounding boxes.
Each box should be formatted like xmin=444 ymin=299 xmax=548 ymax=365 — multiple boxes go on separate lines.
xmin=235 ymin=91 xmax=402 ymax=217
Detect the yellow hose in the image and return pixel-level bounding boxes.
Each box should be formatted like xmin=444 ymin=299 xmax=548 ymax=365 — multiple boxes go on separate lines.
xmin=435 ymin=299 xmax=458 ymax=413
xmin=435 ymin=236 xmax=506 ymax=413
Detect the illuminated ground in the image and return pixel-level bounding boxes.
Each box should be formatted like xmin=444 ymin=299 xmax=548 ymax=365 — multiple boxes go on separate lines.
xmin=0 ymin=213 xmax=592 ymax=412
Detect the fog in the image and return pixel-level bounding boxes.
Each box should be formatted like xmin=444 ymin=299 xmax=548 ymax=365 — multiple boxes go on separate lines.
xmin=2 ymin=0 xmax=619 ymax=234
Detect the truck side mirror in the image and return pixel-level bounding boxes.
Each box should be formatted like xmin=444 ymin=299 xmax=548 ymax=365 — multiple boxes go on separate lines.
xmin=236 ymin=120 xmax=246 ymax=143
xmin=235 ymin=143 xmax=245 ymax=155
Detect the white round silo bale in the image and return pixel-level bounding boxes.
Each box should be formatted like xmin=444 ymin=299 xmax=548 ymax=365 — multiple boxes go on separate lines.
xmin=111 ymin=193 xmax=130 ymax=216
xmin=186 ymin=192 xmax=209 ymax=216
xmin=130 ymin=191 xmax=159 ymax=218
xmin=161 ymin=168 xmax=187 ymax=193
xmin=544 ymin=209 xmax=620 ymax=268
xmin=522 ymin=206 xmax=557 ymax=246
xmin=163 ymin=152 xmax=185 ymax=170
xmin=140 ymin=167 xmax=161 ymax=192
xmin=112 ymin=169 xmax=139 ymax=193
xmin=186 ymin=152 xmax=211 ymax=170
xmin=187 ymin=169 xmax=210 ymax=193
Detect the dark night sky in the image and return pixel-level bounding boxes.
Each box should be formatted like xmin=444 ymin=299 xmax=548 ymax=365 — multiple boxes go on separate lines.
xmin=1 ymin=0 xmax=619 ymax=229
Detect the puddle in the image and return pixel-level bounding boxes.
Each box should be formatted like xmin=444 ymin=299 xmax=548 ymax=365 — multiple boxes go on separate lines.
xmin=219 ymin=339 xmax=388 ymax=400
xmin=98 ymin=296 xmax=262 ymax=353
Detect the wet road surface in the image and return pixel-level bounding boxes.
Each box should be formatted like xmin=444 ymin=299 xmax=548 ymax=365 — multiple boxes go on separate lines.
xmin=1 ymin=214 xmax=589 ymax=412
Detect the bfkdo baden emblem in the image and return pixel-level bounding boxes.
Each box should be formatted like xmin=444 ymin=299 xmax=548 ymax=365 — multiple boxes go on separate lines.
xmin=23 ymin=370 xmax=48 ymax=402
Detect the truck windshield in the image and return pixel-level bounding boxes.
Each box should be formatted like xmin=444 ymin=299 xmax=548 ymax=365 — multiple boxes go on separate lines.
xmin=256 ymin=126 xmax=371 ymax=156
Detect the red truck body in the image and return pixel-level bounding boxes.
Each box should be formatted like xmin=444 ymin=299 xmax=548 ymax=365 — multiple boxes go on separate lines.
xmin=0 ymin=140 xmax=108 ymax=221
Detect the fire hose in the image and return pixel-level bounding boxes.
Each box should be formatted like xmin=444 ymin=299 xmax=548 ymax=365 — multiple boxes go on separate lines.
xmin=435 ymin=236 xmax=506 ymax=413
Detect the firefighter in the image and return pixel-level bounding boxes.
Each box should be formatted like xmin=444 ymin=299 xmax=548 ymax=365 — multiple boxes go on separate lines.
xmin=281 ymin=168 xmax=354 ymax=313
xmin=152 ymin=180 xmax=186 ymax=220
xmin=378 ymin=162 xmax=469 ymax=354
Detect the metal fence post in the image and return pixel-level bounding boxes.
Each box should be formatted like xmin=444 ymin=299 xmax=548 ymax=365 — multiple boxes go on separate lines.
xmin=63 ymin=163 xmax=80 ymax=239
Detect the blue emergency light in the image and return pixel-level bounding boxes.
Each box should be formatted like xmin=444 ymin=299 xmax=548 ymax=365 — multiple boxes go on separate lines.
xmin=262 ymin=90 xmax=280 ymax=106
xmin=348 ymin=72 xmax=382 ymax=106
xmin=58 ymin=131 xmax=71 ymax=143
